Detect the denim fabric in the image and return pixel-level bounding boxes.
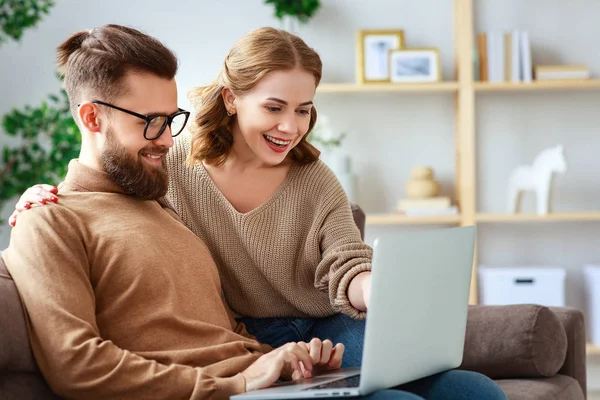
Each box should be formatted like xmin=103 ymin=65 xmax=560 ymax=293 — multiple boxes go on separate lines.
xmin=239 ymin=314 xmax=507 ymax=400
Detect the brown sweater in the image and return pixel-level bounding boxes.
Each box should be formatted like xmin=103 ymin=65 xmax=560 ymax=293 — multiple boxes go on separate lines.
xmin=2 ymin=160 xmax=271 ymax=400
xmin=164 ymin=134 xmax=373 ymax=320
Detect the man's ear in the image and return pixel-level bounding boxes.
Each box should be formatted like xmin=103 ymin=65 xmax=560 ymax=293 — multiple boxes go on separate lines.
xmin=78 ymin=102 xmax=102 ymax=133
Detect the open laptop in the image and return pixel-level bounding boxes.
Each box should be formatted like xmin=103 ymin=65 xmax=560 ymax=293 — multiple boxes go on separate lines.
xmin=232 ymin=226 xmax=476 ymax=399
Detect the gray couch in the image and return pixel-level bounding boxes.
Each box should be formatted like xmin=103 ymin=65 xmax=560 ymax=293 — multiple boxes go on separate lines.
xmin=0 ymin=205 xmax=587 ymax=399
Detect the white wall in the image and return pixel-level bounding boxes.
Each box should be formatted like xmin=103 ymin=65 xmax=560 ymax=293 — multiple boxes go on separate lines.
xmin=1 ymin=0 xmax=600 ymax=387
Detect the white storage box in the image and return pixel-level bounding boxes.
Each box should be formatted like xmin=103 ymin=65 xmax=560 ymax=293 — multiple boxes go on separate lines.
xmin=479 ymin=266 xmax=566 ymax=307
xmin=584 ymin=265 xmax=600 ymax=346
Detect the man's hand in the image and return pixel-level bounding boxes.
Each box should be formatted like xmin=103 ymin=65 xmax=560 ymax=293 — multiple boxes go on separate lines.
xmin=241 ymin=339 xmax=345 ymax=392
xmin=241 ymin=342 xmax=315 ymax=392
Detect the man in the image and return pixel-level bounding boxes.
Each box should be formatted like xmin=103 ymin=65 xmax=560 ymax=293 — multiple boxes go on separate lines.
xmin=2 ymin=24 xmax=342 ymax=399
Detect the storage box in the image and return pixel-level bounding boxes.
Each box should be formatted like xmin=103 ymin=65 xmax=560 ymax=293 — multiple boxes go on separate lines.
xmin=479 ymin=266 xmax=566 ymax=307
xmin=584 ymin=265 xmax=600 ymax=346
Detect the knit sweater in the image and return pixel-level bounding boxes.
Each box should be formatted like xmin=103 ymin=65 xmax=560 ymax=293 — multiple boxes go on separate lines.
xmin=2 ymin=160 xmax=271 ymax=400
xmin=164 ymin=134 xmax=373 ymax=320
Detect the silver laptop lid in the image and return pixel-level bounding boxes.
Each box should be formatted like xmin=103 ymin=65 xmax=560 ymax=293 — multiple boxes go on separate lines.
xmin=359 ymin=226 xmax=475 ymax=394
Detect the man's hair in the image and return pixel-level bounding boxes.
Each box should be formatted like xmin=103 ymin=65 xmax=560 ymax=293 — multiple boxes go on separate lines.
xmin=56 ymin=24 xmax=178 ymax=118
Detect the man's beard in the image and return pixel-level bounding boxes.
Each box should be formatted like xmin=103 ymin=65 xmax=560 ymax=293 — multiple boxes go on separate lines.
xmin=101 ymin=129 xmax=169 ymax=200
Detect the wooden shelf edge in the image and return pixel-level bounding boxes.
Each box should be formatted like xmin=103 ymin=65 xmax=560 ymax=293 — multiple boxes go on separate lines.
xmin=366 ymin=214 xmax=462 ymax=225
xmin=317 ymin=82 xmax=459 ymax=93
xmin=587 ymin=343 xmax=600 ymax=355
xmin=476 ymin=212 xmax=600 ymax=223
xmin=475 ymin=79 xmax=600 ymax=92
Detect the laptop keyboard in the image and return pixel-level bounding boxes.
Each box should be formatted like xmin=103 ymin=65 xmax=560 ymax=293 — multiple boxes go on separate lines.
xmin=304 ymin=374 xmax=361 ymax=390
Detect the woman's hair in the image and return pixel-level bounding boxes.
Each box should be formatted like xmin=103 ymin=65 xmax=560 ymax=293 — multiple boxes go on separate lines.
xmin=188 ymin=27 xmax=322 ymax=166
xmin=57 ymin=24 xmax=178 ymax=119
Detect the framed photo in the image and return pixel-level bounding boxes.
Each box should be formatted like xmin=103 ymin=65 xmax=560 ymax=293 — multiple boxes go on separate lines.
xmin=356 ymin=30 xmax=405 ymax=83
xmin=389 ymin=48 xmax=442 ymax=83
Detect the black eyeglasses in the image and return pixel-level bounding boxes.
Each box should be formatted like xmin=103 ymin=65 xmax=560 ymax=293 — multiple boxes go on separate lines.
xmin=87 ymin=100 xmax=191 ymax=140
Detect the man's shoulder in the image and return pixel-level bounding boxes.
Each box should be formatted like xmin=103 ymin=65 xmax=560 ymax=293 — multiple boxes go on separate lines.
xmin=16 ymin=195 xmax=84 ymax=230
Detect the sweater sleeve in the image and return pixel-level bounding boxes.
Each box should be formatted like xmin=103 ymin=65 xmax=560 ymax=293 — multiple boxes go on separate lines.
xmin=312 ymin=177 xmax=373 ymax=320
xmin=2 ymin=206 xmax=246 ymax=400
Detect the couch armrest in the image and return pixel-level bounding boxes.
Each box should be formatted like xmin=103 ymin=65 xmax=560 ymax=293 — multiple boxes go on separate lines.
xmin=459 ymin=305 xmax=567 ymax=379
xmin=549 ymin=306 xmax=587 ymax=398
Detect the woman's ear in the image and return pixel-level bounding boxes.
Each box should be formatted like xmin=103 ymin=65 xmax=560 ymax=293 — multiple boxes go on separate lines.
xmin=78 ymin=102 xmax=102 ymax=133
xmin=221 ymin=87 xmax=236 ymax=111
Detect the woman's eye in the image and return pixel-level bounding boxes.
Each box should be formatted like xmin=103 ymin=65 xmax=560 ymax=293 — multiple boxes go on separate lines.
xmin=297 ymin=109 xmax=310 ymax=116
xmin=267 ymin=106 xmax=281 ymax=112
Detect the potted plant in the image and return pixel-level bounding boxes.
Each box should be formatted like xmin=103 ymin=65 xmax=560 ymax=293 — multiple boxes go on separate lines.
xmin=265 ymin=0 xmax=321 ymax=33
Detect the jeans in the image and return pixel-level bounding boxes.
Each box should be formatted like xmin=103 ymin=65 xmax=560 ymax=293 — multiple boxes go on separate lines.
xmin=239 ymin=314 xmax=507 ymax=400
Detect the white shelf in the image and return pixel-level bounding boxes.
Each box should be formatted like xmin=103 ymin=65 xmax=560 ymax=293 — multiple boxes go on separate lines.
xmin=476 ymin=212 xmax=600 ymax=223
xmin=317 ymin=82 xmax=459 ymax=93
xmin=366 ymin=214 xmax=461 ymax=225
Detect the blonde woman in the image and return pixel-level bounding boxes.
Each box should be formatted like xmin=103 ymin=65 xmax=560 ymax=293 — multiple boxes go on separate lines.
xmin=11 ymin=27 xmax=506 ymax=400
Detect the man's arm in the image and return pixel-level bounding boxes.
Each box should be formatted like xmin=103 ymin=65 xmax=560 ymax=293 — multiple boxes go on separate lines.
xmin=3 ymin=206 xmax=245 ymax=400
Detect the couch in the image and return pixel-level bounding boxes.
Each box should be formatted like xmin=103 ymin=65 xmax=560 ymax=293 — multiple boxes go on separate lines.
xmin=0 ymin=204 xmax=587 ymax=399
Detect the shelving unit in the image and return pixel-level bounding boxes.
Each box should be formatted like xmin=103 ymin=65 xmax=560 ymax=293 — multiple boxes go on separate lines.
xmin=316 ymin=0 xmax=600 ymax=319
xmin=366 ymin=214 xmax=461 ymax=225
xmin=475 ymin=79 xmax=600 ymax=92
xmin=317 ymin=82 xmax=459 ymax=93
xmin=477 ymin=212 xmax=600 ymax=223
xmin=588 ymin=344 xmax=600 ymax=356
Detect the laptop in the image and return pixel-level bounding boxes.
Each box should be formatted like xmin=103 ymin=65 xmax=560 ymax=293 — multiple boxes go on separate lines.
xmin=232 ymin=226 xmax=476 ymax=399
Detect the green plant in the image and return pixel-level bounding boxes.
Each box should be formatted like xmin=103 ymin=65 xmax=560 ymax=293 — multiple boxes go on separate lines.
xmin=265 ymin=0 xmax=320 ymax=23
xmin=0 ymin=0 xmax=77 ymax=222
xmin=0 ymin=89 xmax=80 ymax=218
xmin=0 ymin=0 xmax=55 ymax=44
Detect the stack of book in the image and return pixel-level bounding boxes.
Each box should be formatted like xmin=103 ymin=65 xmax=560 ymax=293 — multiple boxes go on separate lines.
xmin=476 ymin=30 xmax=532 ymax=83
xmin=534 ymin=65 xmax=590 ymax=80
xmin=397 ymin=197 xmax=458 ymax=217
xmin=475 ymin=30 xmax=591 ymax=83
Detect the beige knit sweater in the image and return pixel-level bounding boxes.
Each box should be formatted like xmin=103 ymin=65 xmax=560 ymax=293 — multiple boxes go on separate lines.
xmin=165 ymin=134 xmax=373 ymax=320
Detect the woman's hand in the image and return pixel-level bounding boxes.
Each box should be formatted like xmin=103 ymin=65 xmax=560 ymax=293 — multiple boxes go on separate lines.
xmin=8 ymin=184 xmax=58 ymax=227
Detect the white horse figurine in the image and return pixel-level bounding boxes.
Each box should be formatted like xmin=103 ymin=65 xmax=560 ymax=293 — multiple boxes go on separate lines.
xmin=507 ymin=145 xmax=567 ymax=215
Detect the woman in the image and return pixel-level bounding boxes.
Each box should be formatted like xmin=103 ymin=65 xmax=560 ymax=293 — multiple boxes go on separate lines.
xmin=10 ymin=26 xmax=506 ymax=400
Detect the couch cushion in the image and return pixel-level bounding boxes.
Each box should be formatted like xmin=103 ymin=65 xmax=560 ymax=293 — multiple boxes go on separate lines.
xmin=460 ymin=305 xmax=568 ymax=378
xmin=0 ymin=373 xmax=60 ymax=400
xmin=495 ymin=374 xmax=584 ymax=400
xmin=0 ymin=251 xmax=38 ymax=372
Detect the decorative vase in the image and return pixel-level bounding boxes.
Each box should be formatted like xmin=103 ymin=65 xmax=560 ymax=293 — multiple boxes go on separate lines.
xmin=405 ymin=166 xmax=440 ymax=199
xmin=325 ymin=151 xmax=357 ymax=203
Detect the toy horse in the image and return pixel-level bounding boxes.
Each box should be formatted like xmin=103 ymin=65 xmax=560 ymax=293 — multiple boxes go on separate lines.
xmin=507 ymin=145 xmax=567 ymax=215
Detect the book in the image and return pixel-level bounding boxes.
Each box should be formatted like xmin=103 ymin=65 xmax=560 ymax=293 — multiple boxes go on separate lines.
xmin=399 ymin=206 xmax=459 ymax=217
xmin=397 ymin=197 xmax=452 ymax=211
xmin=520 ymin=31 xmax=532 ymax=83
xmin=477 ymin=33 xmax=488 ymax=81
xmin=534 ymin=65 xmax=590 ymax=80
xmin=510 ymin=29 xmax=521 ymax=82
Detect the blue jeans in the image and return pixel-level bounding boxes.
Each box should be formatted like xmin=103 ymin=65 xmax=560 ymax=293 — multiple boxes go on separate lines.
xmin=239 ymin=314 xmax=507 ymax=400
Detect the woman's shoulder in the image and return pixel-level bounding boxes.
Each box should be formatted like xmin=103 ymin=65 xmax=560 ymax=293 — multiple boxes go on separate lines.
xmin=290 ymin=159 xmax=346 ymax=200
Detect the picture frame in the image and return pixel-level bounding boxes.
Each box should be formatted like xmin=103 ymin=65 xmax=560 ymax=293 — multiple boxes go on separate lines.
xmin=356 ymin=30 xmax=405 ymax=83
xmin=389 ymin=48 xmax=442 ymax=83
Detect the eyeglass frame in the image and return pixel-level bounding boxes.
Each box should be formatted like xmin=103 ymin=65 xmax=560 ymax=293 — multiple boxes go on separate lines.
xmin=80 ymin=100 xmax=191 ymax=140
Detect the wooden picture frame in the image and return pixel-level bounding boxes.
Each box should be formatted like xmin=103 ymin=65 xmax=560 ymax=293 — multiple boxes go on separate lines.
xmin=356 ymin=30 xmax=405 ymax=83
xmin=389 ymin=48 xmax=442 ymax=83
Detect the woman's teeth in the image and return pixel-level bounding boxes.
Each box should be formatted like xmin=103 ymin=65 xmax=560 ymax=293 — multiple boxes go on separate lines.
xmin=264 ymin=135 xmax=291 ymax=147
